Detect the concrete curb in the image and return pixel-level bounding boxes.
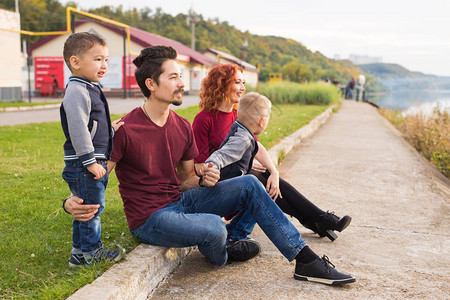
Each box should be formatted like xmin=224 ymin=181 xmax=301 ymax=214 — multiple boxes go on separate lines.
xmin=0 ymin=104 xmax=60 ymax=112
xmin=67 ymin=245 xmax=191 ymax=300
xmin=67 ymin=103 xmax=337 ymax=299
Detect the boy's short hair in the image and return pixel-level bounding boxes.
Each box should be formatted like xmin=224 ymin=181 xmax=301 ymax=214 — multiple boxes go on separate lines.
xmin=63 ymin=32 xmax=107 ymax=72
xmin=133 ymin=46 xmax=178 ymax=98
xmin=237 ymin=92 xmax=271 ymax=125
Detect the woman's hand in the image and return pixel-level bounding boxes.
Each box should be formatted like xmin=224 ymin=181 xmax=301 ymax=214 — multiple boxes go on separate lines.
xmin=251 ymin=161 xmax=267 ymax=173
xmin=64 ymin=196 xmax=99 ymax=222
xmin=265 ymin=170 xmax=281 ymax=200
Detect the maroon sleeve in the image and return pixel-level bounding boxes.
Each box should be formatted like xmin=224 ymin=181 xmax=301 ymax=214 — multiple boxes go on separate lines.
xmin=192 ymin=112 xmax=212 ymax=163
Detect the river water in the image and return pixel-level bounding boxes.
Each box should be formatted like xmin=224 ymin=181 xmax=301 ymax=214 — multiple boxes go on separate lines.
xmin=366 ymin=89 xmax=450 ymax=115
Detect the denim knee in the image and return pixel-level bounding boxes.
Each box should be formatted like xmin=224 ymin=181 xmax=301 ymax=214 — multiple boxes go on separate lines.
xmin=203 ymin=215 xmax=227 ymax=244
xmin=241 ymin=174 xmax=265 ymax=190
xmin=197 ymin=215 xmax=228 ymax=267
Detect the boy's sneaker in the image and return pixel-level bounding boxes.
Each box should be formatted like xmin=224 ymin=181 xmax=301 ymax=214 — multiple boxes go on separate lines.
xmin=68 ymin=253 xmax=87 ymax=267
xmin=226 ymin=239 xmax=261 ymax=262
xmin=85 ymin=248 xmax=122 ymax=265
xmin=294 ymin=255 xmax=356 ymax=285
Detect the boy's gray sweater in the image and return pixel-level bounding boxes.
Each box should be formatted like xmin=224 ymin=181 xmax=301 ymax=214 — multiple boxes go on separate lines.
xmin=60 ymin=76 xmax=113 ymax=167
xmin=206 ymin=121 xmax=259 ymax=181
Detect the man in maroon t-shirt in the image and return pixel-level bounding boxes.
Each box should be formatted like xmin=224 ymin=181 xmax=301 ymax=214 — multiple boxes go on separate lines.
xmin=63 ymin=46 xmax=356 ymax=286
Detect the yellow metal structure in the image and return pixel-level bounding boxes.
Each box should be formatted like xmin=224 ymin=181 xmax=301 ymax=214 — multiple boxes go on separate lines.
xmin=269 ymin=73 xmax=282 ymax=83
xmin=0 ymin=7 xmax=138 ymax=56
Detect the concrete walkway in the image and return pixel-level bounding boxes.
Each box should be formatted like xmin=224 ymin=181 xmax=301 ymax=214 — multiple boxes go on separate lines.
xmin=149 ymin=100 xmax=449 ymax=299
xmin=7 ymin=99 xmax=448 ymax=298
xmin=0 ymin=96 xmax=200 ymax=126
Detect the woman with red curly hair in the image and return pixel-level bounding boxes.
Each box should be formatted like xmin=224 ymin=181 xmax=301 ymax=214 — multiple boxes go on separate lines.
xmin=192 ymin=64 xmax=352 ymax=249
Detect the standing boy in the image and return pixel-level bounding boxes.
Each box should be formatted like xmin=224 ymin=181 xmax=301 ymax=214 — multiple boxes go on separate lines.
xmin=60 ymin=32 xmax=123 ymax=266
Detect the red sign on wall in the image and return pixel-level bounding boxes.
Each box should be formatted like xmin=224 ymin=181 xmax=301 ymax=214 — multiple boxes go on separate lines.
xmin=35 ymin=57 xmax=64 ymax=89
xmin=124 ymin=56 xmax=139 ymax=89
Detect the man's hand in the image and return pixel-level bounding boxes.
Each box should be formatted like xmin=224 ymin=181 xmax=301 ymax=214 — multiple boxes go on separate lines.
xmin=87 ymin=163 xmax=106 ymax=179
xmin=65 ymin=196 xmax=99 ymax=222
xmin=200 ymin=162 xmax=220 ymax=187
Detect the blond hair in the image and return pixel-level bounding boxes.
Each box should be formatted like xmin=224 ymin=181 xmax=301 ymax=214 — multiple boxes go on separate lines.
xmin=237 ymin=92 xmax=271 ymax=126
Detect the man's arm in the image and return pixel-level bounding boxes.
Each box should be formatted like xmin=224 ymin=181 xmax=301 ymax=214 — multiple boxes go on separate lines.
xmin=177 ymin=159 xmax=219 ymax=191
xmin=107 ymin=160 xmax=116 ymax=174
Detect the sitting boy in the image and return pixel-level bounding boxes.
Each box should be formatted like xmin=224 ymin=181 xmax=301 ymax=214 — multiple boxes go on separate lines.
xmin=205 ymin=92 xmax=270 ymax=181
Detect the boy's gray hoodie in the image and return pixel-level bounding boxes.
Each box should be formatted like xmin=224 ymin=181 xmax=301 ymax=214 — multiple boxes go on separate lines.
xmin=60 ymin=76 xmax=113 ymax=167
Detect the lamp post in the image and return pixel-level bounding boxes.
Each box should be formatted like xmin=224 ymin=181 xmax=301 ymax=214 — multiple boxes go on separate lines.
xmin=187 ymin=8 xmax=199 ymax=50
xmin=240 ymin=40 xmax=248 ymax=62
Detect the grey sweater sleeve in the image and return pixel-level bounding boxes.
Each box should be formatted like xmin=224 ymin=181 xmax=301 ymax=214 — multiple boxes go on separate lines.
xmin=205 ymin=127 xmax=252 ymax=171
xmin=63 ymin=84 xmax=95 ymax=164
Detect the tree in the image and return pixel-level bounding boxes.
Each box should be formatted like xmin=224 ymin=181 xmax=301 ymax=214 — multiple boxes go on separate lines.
xmin=281 ymin=61 xmax=312 ymax=83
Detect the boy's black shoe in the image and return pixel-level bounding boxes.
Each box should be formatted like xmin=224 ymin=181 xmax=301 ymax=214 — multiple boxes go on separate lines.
xmin=294 ymin=255 xmax=356 ymax=285
xmin=68 ymin=253 xmax=87 ymax=267
xmin=226 ymin=239 xmax=261 ymax=262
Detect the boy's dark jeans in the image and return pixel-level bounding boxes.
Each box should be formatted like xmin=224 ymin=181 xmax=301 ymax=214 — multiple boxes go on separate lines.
xmin=62 ymin=160 xmax=108 ymax=254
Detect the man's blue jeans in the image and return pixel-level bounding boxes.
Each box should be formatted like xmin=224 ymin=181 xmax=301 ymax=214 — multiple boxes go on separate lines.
xmin=62 ymin=160 xmax=107 ymax=254
xmin=131 ymin=175 xmax=306 ymax=267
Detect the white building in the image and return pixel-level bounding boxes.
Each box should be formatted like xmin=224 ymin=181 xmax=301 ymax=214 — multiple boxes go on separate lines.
xmin=348 ymin=54 xmax=383 ymax=65
xmin=0 ymin=8 xmax=22 ymax=101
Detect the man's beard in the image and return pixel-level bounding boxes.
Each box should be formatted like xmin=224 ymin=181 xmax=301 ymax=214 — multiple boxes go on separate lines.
xmin=171 ymin=88 xmax=184 ymax=106
xmin=171 ymin=99 xmax=182 ymax=106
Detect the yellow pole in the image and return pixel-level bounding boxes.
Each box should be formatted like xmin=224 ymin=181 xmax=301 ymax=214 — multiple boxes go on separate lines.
xmin=0 ymin=7 xmax=138 ymax=56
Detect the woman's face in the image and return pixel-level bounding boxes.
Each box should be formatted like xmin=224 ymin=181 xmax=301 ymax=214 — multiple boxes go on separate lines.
xmin=232 ymin=71 xmax=246 ymax=103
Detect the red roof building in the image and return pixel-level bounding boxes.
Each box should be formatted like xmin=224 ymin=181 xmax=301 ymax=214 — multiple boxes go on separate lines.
xmin=31 ymin=20 xmax=217 ymax=96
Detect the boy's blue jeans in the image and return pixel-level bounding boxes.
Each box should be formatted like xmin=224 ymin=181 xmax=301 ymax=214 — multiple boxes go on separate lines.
xmin=226 ymin=209 xmax=257 ymax=241
xmin=131 ymin=175 xmax=306 ymax=267
xmin=62 ymin=160 xmax=108 ymax=254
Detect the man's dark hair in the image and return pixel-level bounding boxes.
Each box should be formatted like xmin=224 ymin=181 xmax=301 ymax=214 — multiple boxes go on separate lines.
xmin=133 ymin=46 xmax=178 ymax=98
xmin=63 ymin=32 xmax=106 ymax=72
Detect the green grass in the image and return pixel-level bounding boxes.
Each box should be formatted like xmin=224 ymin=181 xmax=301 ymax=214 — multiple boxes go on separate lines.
xmin=258 ymin=82 xmax=341 ymax=105
xmin=0 ymin=101 xmax=61 ymax=108
xmin=258 ymin=104 xmax=327 ymax=149
xmin=0 ymin=103 xmax=329 ymax=298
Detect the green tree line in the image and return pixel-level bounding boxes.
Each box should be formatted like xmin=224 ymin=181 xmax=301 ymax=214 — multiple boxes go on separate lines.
xmin=1 ymin=0 xmax=370 ymax=86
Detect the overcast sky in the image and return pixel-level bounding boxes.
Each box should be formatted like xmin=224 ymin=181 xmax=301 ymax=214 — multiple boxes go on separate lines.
xmin=59 ymin=0 xmax=450 ymax=77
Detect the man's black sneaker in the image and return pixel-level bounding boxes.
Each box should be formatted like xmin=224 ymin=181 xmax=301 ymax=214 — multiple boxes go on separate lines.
xmin=226 ymin=239 xmax=261 ymax=262
xmin=85 ymin=248 xmax=122 ymax=265
xmin=68 ymin=253 xmax=87 ymax=267
xmin=294 ymin=255 xmax=356 ymax=285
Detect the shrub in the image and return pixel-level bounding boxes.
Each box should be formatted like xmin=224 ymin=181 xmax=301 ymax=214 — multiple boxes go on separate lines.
xmin=380 ymin=107 xmax=450 ymax=178
xmin=258 ymin=82 xmax=340 ymax=105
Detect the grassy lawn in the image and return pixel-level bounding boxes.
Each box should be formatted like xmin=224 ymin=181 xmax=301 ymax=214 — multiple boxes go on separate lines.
xmin=0 ymin=103 xmax=329 ymax=299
